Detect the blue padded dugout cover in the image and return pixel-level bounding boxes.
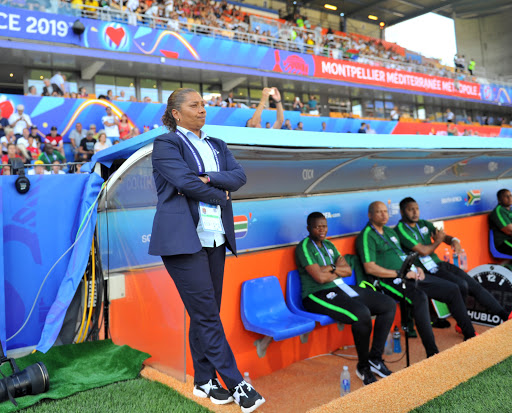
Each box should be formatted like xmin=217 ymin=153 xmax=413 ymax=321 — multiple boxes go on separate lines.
xmin=1 ymin=173 xmax=103 ymax=353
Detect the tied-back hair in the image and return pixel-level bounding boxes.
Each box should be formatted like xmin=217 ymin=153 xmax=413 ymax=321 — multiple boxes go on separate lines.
xmin=161 ymin=88 xmax=198 ymax=131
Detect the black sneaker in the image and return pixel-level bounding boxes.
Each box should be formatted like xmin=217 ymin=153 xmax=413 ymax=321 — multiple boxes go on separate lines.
xmin=431 ymin=318 xmax=451 ymax=329
xmin=230 ymin=380 xmax=265 ymax=413
xmin=193 ymin=378 xmax=234 ymax=405
xmin=356 ymin=365 xmax=377 ymax=385
xmin=369 ymin=359 xmax=393 ymax=378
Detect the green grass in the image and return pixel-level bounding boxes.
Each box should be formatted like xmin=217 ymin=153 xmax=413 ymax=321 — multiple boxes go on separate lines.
xmin=20 ymin=378 xmax=212 ymax=413
xmin=412 ymin=356 xmax=512 ymax=413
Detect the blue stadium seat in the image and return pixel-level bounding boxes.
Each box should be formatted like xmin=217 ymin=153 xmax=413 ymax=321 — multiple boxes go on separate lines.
xmin=489 ymin=230 xmax=512 ymax=259
xmin=285 ymin=270 xmax=336 ymax=326
xmin=241 ymin=276 xmax=316 ymax=357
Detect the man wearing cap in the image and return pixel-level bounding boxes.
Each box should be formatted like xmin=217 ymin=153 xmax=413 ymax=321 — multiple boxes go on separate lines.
xmin=102 ymin=106 xmax=120 ymax=143
xmin=45 ymin=126 xmax=65 ymax=156
xmin=28 ymin=160 xmax=49 ymax=175
xmin=38 ymin=143 xmax=65 ymax=170
xmin=8 ymin=104 xmax=32 ymax=137
xmin=78 ymin=131 xmax=96 ymax=161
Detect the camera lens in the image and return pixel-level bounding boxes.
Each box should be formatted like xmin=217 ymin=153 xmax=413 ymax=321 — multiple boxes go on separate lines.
xmin=0 ymin=362 xmax=50 ymax=403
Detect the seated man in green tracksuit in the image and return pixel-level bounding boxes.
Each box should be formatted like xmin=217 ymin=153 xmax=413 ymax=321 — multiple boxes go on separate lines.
xmin=397 ymin=197 xmax=511 ymax=328
xmin=355 ymin=201 xmax=477 ymax=358
xmin=489 ymin=188 xmax=512 ymax=256
xmin=295 ymin=212 xmax=396 ymax=386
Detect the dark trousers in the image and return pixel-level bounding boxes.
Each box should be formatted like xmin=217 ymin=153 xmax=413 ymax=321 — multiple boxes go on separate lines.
xmin=379 ymin=278 xmax=438 ymax=357
xmin=417 ymin=273 xmax=475 ymax=339
xmin=303 ymin=286 xmax=396 ymax=368
xmin=162 ymin=246 xmax=243 ymax=389
xmin=435 ymin=261 xmax=508 ymax=320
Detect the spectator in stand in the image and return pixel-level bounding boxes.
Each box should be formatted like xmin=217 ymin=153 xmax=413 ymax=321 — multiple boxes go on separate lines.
xmin=94 ymin=132 xmax=112 ymax=153
xmin=246 ymin=87 xmax=284 ymax=129
xmin=445 ymin=108 xmax=455 ymax=123
xmin=1 ymin=127 xmax=15 ymax=154
xmin=281 ymin=119 xmax=292 ymax=130
xmin=0 ymin=108 xmax=9 ymax=138
xmin=225 ymin=92 xmax=235 ymax=107
xmin=27 ymin=86 xmax=38 ymax=96
xmin=84 ymin=0 xmax=99 ymax=18
xmin=29 ymin=125 xmax=43 ymax=146
xmin=143 ymin=96 xmax=152 ymax=103
xmin=129 ymin=126 xmax=140 ymax=139
xmin=78 ymin=131 xmax=96 ymax=161
xmin=447 ymin=123 xmax=459 ymax=136
xmin=16 ymin=127 xmax=32 ymax=161
xmin=366 ymin=123 xmax=376 ymax=134
xmin=50 ymin=72 xmax=66 ymax=96
xmin=70 ymin=122 xmax=88 ymax=159
xmin=293 ymin=96 xmax=304 ymax=112
xmin=294 ymin=121 xmax=304 ymax=131
xmin=102 ymin=106 xmax=120 ymax=143
xmin=42 ymin=79 xmax=52 ymax=96
xmin=265 ymin=122 xmax=271 ymax=129
xmin=38 ymin=143 xmax=65 ymax=169
xmin=2 ymin=164 xmax=11 ymax=175
xmin=26 ymin=134 xmax=41 ymax=159
xmin=28 ymin=160 xmax=48 ymax=176
xmin=9 ymin=104 xmax=32 ymax=138
xmin=390 ymin=106 xmax=400 ymax=121
xmin=320 ymin=121 xmax=327 ymax=132
xmin=468 ymin=58 xmax=476 ymax=76
xmin=118 ymin=114 xmax=131 ymax=140
xmin=1 ymin=144 xmax=21 ymax=170
xmin=307 ymin=95 xmax=319 ymax=115
xmin=87 ymin=123 xmax=98 ymax=140
xmin=358 ymin=122 xmax=367 ymax=133
xmin=78 ymin=86 xmax=89 ymax=98
xmin=50 ymin=160 xmax=66 ymax=175
xmin=106 ymin=89 xmax=115 ymax=101
xmin=129 ymin=95 xmax=137 ymax=102
xmin=45 ymin=126 xmax=65 ymax=156
xmin=116 ymin=90 xmax=127 ymax=101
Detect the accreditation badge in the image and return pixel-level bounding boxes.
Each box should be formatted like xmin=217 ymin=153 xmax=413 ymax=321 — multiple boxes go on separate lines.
xmin=419 ymin=255 xmax=439 ymax=273
xmin=199 ymin=202 xmax=225 ymax=234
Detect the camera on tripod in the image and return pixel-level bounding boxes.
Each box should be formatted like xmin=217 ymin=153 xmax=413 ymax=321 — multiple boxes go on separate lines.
xmin=0 ymin=344 xmax=50 ymax=406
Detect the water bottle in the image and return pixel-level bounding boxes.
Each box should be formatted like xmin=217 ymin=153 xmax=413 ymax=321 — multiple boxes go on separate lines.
xmin=340 ymin=366 xmax=350 ymax=396
xmin=384 ymin=332 xmax=393 ymax=355
xmin=243 ymin=372 xmax=252 ymax=385
xmin=459 ymin=249 xmax=468 ymax=271
xmin=393 ymin=326 xmax=402 ymax=353
xmin=443 ymin=248 xmax=451 ymax=263
xmin=453 ymin=252 xmax=459 ymax=268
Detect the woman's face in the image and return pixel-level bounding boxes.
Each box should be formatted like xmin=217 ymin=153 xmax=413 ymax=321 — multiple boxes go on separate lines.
xmin=122 ymin=115 xmax=128 ymax=122
xmin=99 ymin=133 xmax=106 ymax=143
xmin=173 ymin=92 xmax=206 ymax=131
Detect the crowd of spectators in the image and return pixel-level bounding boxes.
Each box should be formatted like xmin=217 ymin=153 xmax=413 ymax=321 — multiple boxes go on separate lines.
xmin=0 ymin=103 xmax=140 ymax=175
xmin=9 ymin=0 xmax=471 ymax=81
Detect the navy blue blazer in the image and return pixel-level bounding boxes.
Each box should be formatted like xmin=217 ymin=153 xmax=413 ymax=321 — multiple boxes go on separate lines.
xmin=148 ymin=130 xmax=246 ymax=257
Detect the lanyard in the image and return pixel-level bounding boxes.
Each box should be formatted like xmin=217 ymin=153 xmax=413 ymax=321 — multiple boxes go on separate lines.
xmin=404 ymin=222 xmax=426 ymax=242
xmin=176 ymin=129 xmax=219 ymax=173
xmin=310 ymin=239 xmax=334 ymax=266
xmin=370 ymin=224 xmax=406 ymax=260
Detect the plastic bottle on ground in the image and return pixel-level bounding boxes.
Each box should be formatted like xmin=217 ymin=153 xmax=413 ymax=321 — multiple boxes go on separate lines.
xmin=340 ymin=365 xmax=350 ymax=397
xmin=452 ymin=252 xmax=459 ymax=268
xmin=459 ymin=249 xmax=468 ymax=271
xmin=393 ymin=326 xmax=402 ymax=353
xmin=244 ymin=372 xmax=252 ymax=385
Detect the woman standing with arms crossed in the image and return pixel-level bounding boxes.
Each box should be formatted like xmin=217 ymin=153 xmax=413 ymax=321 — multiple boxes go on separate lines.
xmin=149 ymin=88 xmax=265 ymax=413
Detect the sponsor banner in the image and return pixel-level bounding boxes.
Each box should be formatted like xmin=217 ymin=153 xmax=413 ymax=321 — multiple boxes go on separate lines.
xmin=0 ymin=6 xmax=487 ymax=101
xmin=313 ymin=55 xmax=481 ymax=100
xmin=480 ymin=84 xmax=512 ymax=105
xmin=391 ymin=122 xmax=502 ymax=137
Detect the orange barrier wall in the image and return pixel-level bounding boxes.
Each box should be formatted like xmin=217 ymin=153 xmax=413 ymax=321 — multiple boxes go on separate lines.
xmin=111 ymin=213 xmax=498 ymax=381
xmin=392 ymin=122 xmax=502 ymax=137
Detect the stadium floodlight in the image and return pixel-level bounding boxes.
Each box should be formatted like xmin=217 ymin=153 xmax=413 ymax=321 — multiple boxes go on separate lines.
xmin=339 ymin=12 xmax=345 ymax=16
xmin=324 ymin=4 xmax=337 ymax=10
xmin=380 ymin=21 xmax=385 ymax=28
xmin=368 ymin=15 xmax=378 ymax=20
